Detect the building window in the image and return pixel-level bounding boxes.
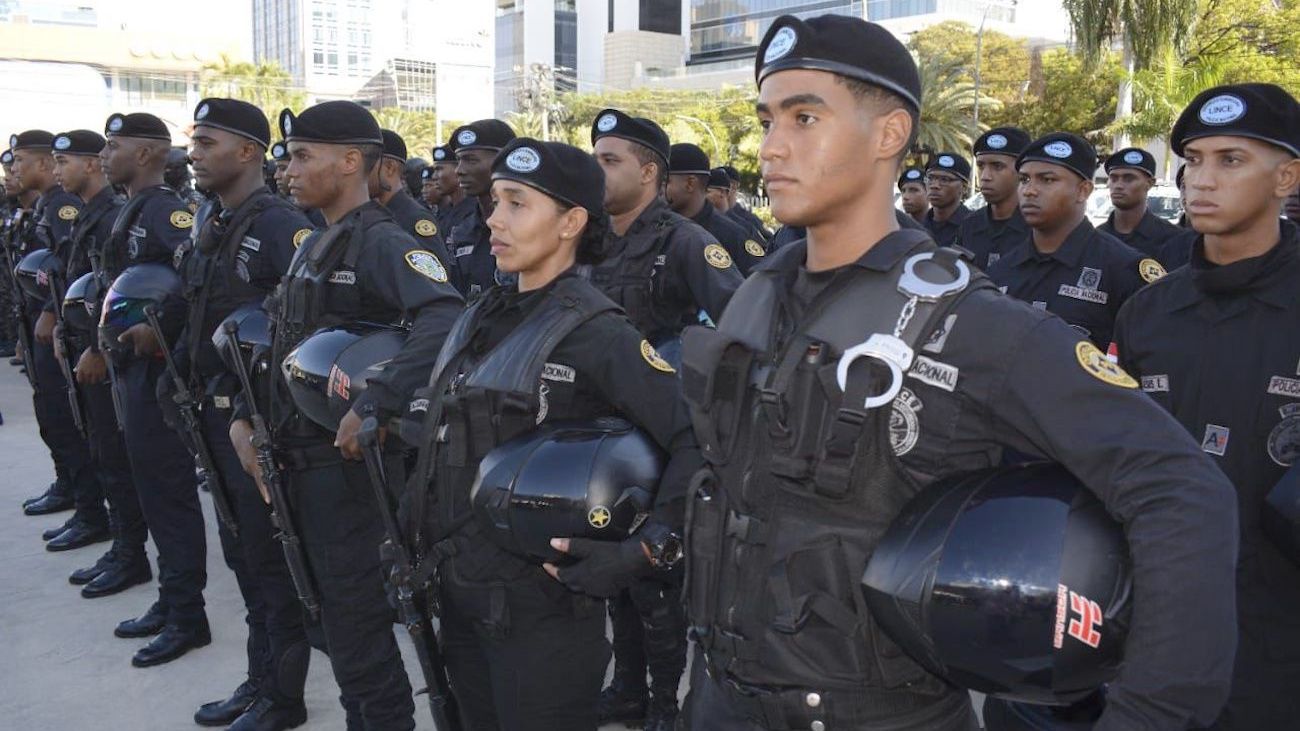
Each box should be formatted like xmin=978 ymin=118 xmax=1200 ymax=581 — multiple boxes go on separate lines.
xmin=640 ymin=0 xmax=680 ymax=35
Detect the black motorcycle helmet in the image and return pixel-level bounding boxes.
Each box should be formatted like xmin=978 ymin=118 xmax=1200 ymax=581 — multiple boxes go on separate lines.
xmin=470 ymin=418 xmax=663 ymax=563
xmin=280 ymin=323 xmax=406 ymax=431
xmin=99 ymin=263 xmax=185 ymax=353
xmin=862 ymin=462 xmax=1133 ymax=706
xmin=1264 ymin=463 xmax=1300 ymax=567
xmin=14 ymin=248 xmax=61 ymax=301
xmin=404 ymin=157 xmax=428 ymax=198
xmin=61 ymin=270 xmax=99 ymax=333
xmin=212 ymin=303 xmax=272 ymax=377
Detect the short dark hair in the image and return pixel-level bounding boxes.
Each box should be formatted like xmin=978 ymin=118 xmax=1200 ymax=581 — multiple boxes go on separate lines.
xmin=358 ymin=143 xmax=383 ymax=174
xmin=629 ymin=141 xmax=668 ymax=189
xmin=837 ymin=76 xmax=919 ymax=158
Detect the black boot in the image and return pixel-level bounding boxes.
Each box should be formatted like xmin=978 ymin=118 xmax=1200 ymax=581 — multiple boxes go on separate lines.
xmin=83 ymin=551 xmax=151 ymax=598
xmin=131 ymin=620 xmax=212 ymax=667
xmin=597 ymin=663 xmax=649 ymax=725
xmin=643 ymin=690 xmax=680 ymax=731
xmin=227 ymin=695 xmax=307 ymax=731
xmin=69 ymin=545 xmax=119 ymax=585
xmin=194 ymin=677 xmax=261 ymax=727
xmin=115 ymin=601 xmax=167 ymax=638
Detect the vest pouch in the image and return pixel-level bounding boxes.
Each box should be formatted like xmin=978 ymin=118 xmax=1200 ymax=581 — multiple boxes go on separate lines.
xmin=681 ymin=326 xmax=756 ymax=464
xmin=762 ymin=347 xmax=841 ymax=484
xmin=684 ymin=467 xmax=726 ymax=636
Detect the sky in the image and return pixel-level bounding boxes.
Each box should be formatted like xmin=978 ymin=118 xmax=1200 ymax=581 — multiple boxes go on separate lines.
xmin=95 ymin=0 xmax=252 ymax=53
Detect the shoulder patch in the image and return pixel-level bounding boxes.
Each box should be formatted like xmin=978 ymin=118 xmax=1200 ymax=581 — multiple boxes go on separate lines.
xmin=744 ymin=239 xmax=765 ymax=258
xmin=57 ymin=205 xmax=78 ymax=221
xmin=1075 ymin=341 xmax=1138 ymax=389
xmin=1138 ymin=258 xmax=1166 ymax=284
xmin=170 ymin=210 xmax=194 ymax=229
xmin=405 ymin=250 xmax=449 ymax=283
xmin=414 ymin=219 xmax=437 ymax=237
xmin=703 ymin=243 xmax=733 ymax=270
xmin=292 ymin=228 xmax=312 ymax=249
xmin=640 ymin=340 xmax=676 ymax=374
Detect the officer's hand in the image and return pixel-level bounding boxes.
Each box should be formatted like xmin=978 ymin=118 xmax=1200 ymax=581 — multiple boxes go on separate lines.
xmin=118 ymin=322 xmax=161 ymax=357
xmin=335 ymin=409 xmax=383 ymax=461
xmin=75 ymin=348 xmax=107 ymax=385
xmin=53 ymin=327 xmax=66 ymax=359
xmin=34 ymin=311 xmax=55 ymax=345
xmin=543 ymin=537 xmax=652 ymax=598
xmin=230 ymin=419 xmax=269 ymax=503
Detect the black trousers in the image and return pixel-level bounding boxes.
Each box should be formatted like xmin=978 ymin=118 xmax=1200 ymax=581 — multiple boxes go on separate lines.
xmin=118 ymin=356 xmax=205 ymax=627
xmin=30 ymin=325 xmax=105 ymax=527
xmin=440 ymin=563 xmax=610 ymax=731
xmin=609 ymin=577 xmax=688 ymax=695
xmin=288 ymin=455 xmax=414 ymax=731
xmin=203 ymin=405 xmax=310 ymax=702
xmin=82 ymin=374 xmax=147 ymax=549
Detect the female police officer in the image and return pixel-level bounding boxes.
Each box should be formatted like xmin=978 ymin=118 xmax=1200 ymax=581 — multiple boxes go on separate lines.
xmin=403 ymin=138 xmax=698 ymax=731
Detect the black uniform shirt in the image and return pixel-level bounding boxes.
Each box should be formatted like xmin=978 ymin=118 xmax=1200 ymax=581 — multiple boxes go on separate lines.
xmin=727 ymin=203 xmax=772 ymax=242
xmin=435 ymin=196 xmax=477 ymax=247
xmin=690 ymin=202 xmax=765 ymax=276
xmin=752 ymin=236 xmax=1239 ymax=730
xmin=122 ymin=187 xmax=193 ymax=272
xmin=383 ymin=189 xmax=452 ymax=266
xmin=445 ymin=203 xmax=498 ymax=297
xmin=956 ymin=205 xmax=1029 ymax=270
xmin=1099 ymin=209 xmax=1196 ymax=270
xmin=987 ymin=218 xmax=1158 ymax=348
xmin=923 ymin=204 xmax=973 ymax=249
xmin=53 ymin=186 xmax=123 ymax=318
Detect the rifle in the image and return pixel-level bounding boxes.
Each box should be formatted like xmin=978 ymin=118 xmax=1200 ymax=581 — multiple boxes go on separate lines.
xmin=49 ymin=271 xmax=88 ymax=440
xmin=2 ymin=210 xmax=37 ymax=389
xmin=87 ymin=249 xmax=126 ymax=431
xmin=142 ymin=303 xmax=239 ymax=537
xmin=357 ymin=416 xmax=461 ymax=731
xmin=222 ymin=320 xmax=321 ymax=620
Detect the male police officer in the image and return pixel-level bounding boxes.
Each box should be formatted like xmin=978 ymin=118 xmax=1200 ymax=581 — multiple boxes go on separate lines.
xmin=1113 ymin=83 xmax=1300 ymax=731
xmin=678 ymin=14 xmax=1239 ymax=731
xmin=371 ymin=129 xmax=448 ymax=264
xmin=897 ymin=166 xmax=928 ymax=225
xmin=717 ymin=164 xmax=772 ymax=242
xmin=957 ymin=126 xmax=1031 ymax=270
xmin=166 ymin=146 xmax=206 ymax=212
xmin=1099 ymin=147 xmax=1196 ymax=269
xmin=179 ymin=98 xmax=315 ymax=730
xmin=419 ymin=166 xmax=439 ymax=210
xmin=429 ymin=143 xmax=474 ymax=240
xmin=987 ymin=132 xmax=1163 ymax=349
xmin=50 ymin=129 xmax=151 ymax=596
xmin=100 ymin=112 xmax=210 ymax=667
xmin=444 ymin=119 xmax=515 ymax=297
xmin=667 ymin=143 xmax=765 ymax=276
xmin=229 ymin=100 xmax=462 ymax=731
xmin=922 ymin=151 xmax=973 ymax=248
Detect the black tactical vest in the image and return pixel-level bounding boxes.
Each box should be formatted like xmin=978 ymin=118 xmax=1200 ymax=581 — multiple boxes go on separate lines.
xmin=104 ymin=186 xmax=175 ymax=280
xmin=680 ymin=232 xmax=988 ymax=696
xmin=585 ymin=206 xmax=686 ymax=341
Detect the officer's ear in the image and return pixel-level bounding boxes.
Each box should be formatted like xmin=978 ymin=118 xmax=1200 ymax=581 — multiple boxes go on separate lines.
xmin=1272 ymin=155 xmax=1300 ymax=201
xmin=1076 ymin=177 xmax=1094 ymax=203
xmin=557 ymin=204 xmax=588 ymax=244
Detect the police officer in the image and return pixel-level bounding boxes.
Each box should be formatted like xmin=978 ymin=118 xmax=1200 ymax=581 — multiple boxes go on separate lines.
xmin=987 ymin=132 xmax=1164 ymax=349
xmin=50 ymin=129 xmax=151 ymax=597
xmin=403 ymin=156 xmax=427 ymax=203
xmin=271 ymin=141 xmax=325 ymax=229
xmin=445 ymin=119 xmax=516 ymax=297
xmin=99 ymin=112 xmax=209 ymax=667
xmin=718 ymin=164 xmax=773 ymax=242
xmin=704 ymin=168 xmax=731 ymax=215
xmin=1284 ymin=182 xmax=1300 ymax=222
xmin=957 ymin=126 xmax=1031 ymax=270
xmin=430 ymin=144 xmax=474 ymax=240
xmin=179 ymin=98 xmax=314 ymax=730
xmin=229 ymin=100 xmax=462 ymax=731
xmin=1112 ymin=83 xmax=1300 ymax=730
xmin=419 ymin=166 xmax=439 ymax=209
xmin=166 ymin=146 xmax=207 ymax=212
xmin=666 ymin=143 xmax=765 ymax=276
xmin=897 ymin=166 xmax=928 ymax=225
xmin=678 ymin=14 xmax=1239 ymax=731
xmin=922 ymin=151 xmax=973 ymax=248
xmin=1098 ymin=146 xmax=1195 ymax=270
xmin=369 ymin=129 xmax=449 ymax=266
xmin=402 ymin=137 xmax=698 ymax=731
xmin=11 ymin=128 xmax=109 ymax=547
xmin=0 ymin=148 xmax=20 ymax=359
xmin=1174 ymin=163 xmax=1192 ymax=229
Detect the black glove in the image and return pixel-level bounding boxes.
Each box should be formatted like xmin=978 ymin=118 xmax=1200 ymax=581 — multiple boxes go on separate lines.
xmin=553 ymin=537 xmax=652 ymax=598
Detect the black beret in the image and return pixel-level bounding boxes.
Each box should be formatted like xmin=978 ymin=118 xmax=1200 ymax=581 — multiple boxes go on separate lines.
xmin=1017 ymin=132 xmax=1097 ymax=181
xmin=52 ymin=130 xmax=105 ymax=156
xmin=669 ymin=143 xmax=711 ymax=175
xmin=431 ymin=144 xmax=454 ymax=163
xmin=450 ymin=119 xmax=515 ymax=153
xmin=707 ymin=167 xmax=731 ymax=190
xmin=926 ymin=152 xmax=971 ymax=182
xmin=104 ymin=113 xmax=170 ymax=141
xmin=974 ymin=126 xmax=1032 ymax=157
xmin=381 ymin=129 xmax=407 ymax=162
xmin=279 ymin=101 xmax=381 ymax=145
xmin=0 ymin=150 xmax=11 ymax=166
xmin=755 ymin=14 xmax=921 ymax=111
xmin=10 ymin=130 xmax=55 ymax=151
xmin=270 ymin=142 xmax=289 ymax=161
xmin=720 ymin=164 xmax=741 ymax=183
xmin=590 ymin=108 xmax=671 ymax=168
xmin=1104 ymin=147 xmax=1156 ymax=177
xmin=193 ymin=97 xmax=270 ymax=148
xmin=898 ymin=166 xmax=924 ymax=189
xmin=492 ymin=137 xmax=604 ymax=218
xmin=1171 ymin=83 xmax=1300 ymax=158
xmin=420 ymin=166 xmax=435 ymax=181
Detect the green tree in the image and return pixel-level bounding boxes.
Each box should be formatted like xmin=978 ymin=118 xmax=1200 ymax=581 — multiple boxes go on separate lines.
xmin=368 ymin=108 xmax=441 ymax=160
xmin=1001 ymin=48 xmax=1125 ymax=151
xmin=907 ymin=21 xmax=1031 ymax=130
xmin=199 ymin=55 xmax=307 ymax=134
xmin=914 ymin=55 xmax=998 ymax=156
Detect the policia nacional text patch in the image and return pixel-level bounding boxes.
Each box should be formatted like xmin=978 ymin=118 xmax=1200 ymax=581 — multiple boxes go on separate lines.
xmin=405 ymin=250 xmax=449 ymax=283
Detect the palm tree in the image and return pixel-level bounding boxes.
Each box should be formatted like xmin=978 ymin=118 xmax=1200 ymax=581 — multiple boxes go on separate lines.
xmin=200 ymin=55 xmax=307 ymax=130
xmin=1061 ymin=0 xmax=1200 ymax=148
xmin=369 ymin=108 xmax=441 ymax=159
xmin=1108 ymin=46 xmax=1226 ymax=174
xmin=915 ymin=56 xmax=998 ymax=157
